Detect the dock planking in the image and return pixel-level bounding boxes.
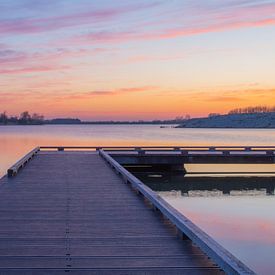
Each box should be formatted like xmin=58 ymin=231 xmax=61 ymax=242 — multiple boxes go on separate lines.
xmin=0 ymin=151 xmax=225 ymax=274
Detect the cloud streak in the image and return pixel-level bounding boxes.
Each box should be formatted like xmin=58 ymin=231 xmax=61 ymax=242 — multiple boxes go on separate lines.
xmin=0 ymin=47 xmax=111 ymax=75
xmin=55 ymin=86 xmax=159 ymax=100
xmin=0 ymin=2 xmax=159 ymax=35
xmin=75 ymin=17 xmax=275 ymax=45
xmin=0 ymin=65 xmax=70 ymax=75
xmin=87 ymin=86 xmax=156 ymax=95
xmin=63 ymin=1 xmax=275 ymax=45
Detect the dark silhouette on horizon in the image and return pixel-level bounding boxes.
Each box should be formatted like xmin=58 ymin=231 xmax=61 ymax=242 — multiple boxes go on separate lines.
xmin=1 ymin=105 xmax=275 ymax=126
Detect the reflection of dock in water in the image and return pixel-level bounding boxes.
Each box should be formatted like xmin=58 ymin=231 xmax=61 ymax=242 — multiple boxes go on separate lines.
xmin=134 ymin=173 xmax=275 ymax=196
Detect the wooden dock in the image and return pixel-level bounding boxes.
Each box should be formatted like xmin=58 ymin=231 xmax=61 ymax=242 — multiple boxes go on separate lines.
xmin=0 ymin=147 xmax=256 ymax=274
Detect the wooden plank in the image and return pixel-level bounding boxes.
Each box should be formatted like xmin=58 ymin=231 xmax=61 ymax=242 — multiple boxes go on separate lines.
xmin=0 ymin=268 xmax=223 ymax=275
xmin=0 ymin=256 xmax=217 ymax=268
xmin=99 ymin=149 xmax=255 ymax=275
xmin=0 ymin=151 xmax=223 ymax=274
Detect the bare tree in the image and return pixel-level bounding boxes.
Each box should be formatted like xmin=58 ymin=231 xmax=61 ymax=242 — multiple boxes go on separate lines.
xmin=0 ymin=111 xmax=8 ymax=124
xmin=19 ymin=111 xmax=31 ymax=124
xmin=228 ymin=106 xmax=275 ymax=114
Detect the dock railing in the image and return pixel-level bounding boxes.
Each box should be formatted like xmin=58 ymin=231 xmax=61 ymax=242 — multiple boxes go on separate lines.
xmin=38 ymin=145 xmax=275 ymax=156
xmin=99 ymin=149 xmax=255 ymax=275
xmin=7 ymin=147 xmax=40 ymax=177
xmin=39 ymin=145 xmax=275 ymax=150
xmin=7 ymin=145 xmax=275 ymax=177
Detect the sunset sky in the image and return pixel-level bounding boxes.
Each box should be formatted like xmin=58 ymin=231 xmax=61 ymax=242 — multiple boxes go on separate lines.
xmin=1 ymin=0 xmax=275 ymax=120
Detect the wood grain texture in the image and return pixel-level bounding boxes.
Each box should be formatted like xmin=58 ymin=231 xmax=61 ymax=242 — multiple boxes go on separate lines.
xmin=0 ymin=152 xmax=223 ymax=274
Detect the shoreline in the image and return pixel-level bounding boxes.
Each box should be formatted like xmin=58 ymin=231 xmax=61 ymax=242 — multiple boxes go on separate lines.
xmin=1 ymin=123 xmax=275 ymax=129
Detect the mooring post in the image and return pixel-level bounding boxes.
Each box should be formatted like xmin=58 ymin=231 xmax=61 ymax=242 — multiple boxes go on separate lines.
xmin=7 ymin=169 xmax=15 ymax=178
xmin=170 ymin=164 xmax=187 ymax=174
xmin=181 ymin=150 xmax=188 ymax=156
xmin=223 ymin=150 xmax=230 ymax=156
xmin=135 ymin=147 xmax=145 ymax=155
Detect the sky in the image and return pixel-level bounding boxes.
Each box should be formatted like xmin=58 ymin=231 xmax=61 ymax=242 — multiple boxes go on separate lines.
xmin=1 ymin=0 xmax=275 ymax=120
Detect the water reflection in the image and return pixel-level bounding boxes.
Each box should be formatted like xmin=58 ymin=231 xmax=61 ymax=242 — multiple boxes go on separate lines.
xmin=133 ymin=171 xmax=275 ymax=196
xmin=1 ymin=125 xmax=275 ymax=177
xmin=133 ymin=170 xmax=275 ymax=274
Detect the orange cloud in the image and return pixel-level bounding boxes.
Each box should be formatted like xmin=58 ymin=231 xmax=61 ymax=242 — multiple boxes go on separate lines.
xmin=54 ymin=86 xmax=159 ymax=100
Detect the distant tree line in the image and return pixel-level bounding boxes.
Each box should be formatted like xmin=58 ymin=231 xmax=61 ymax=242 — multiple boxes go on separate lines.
xmin=206 ymin=106 xmax=275 ymax=118
xmin=0 ymin=111 xmax=192 ymax=125
xmin=208 ymin=113 xmax=221 ymax=118
xmin=228 ymin=106 xmax=275 ymax=115
xmin=0 ymin=111 xmax=44 ymax=125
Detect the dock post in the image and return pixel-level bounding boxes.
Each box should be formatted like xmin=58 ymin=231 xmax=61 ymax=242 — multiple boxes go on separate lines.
xmin=170 ymin=164 xmax=186 ymax=174
xmin=266 ymin=186 xmax=274 ymax=195
xmin=135 ymin=147 xmax=145 ymax=155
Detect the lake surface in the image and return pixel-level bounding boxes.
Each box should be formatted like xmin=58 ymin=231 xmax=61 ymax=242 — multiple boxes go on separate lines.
xmin=164 ymin=194 xmax=275 ymax=275
xmin=137 ymin=171 xmax=275 ymax=274
xmin=0 ymin=125 xmax=275 ymax=274
xmin=1 ymin=124 xmax=275 ymax=176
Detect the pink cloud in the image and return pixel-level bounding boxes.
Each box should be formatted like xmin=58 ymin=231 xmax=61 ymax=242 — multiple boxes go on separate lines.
xmin=0 ymin=2 xmax=159 ymax=35
xmin=0 ymin=65 xmax=70 ymax=75
xmin=84 ymin=86 xmax=158 ymax=96
xmin=74 ymin=16 xmax=275 ymax=45
xmin=156 ymin=18 xmax=275 ymax=40
xmin=67 ymin=2 xmax=275 ymax=46
xmin=55 ymin=86 xmax=159 ymax=101
xmin=117 ymin=86 xmax=157 ymax=93
xmin=0 ymin=47 xmax=110 ymax=75
xmin=0 ymin=50 xmax=28 ymax=66
xmin=0 ymin=43 xmax=9 ymax=49
xmin=0 ymin=91 xmax=45 ymax=104
xmin=127 ymin=53 xmax=188 ymax=63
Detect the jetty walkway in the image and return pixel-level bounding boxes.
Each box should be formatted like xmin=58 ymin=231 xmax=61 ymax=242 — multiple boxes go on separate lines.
xmin=0 ymin=146 xmax=259 ymax=274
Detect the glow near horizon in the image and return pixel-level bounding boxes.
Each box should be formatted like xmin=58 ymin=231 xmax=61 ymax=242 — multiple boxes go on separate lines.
xmin=0 ymin=0 xmax=275 ymax=120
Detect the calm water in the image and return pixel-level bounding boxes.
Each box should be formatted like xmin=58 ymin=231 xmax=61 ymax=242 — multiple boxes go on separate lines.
xmin=136 ymin=171 xmax=275 ymax=274
xmin=1 ymin=124 xmax=275 ymax=175
xmin=164 ymin=195 xmax=275 ymax=275
xmin=0 ymin=125 xmax=275 ymax=274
